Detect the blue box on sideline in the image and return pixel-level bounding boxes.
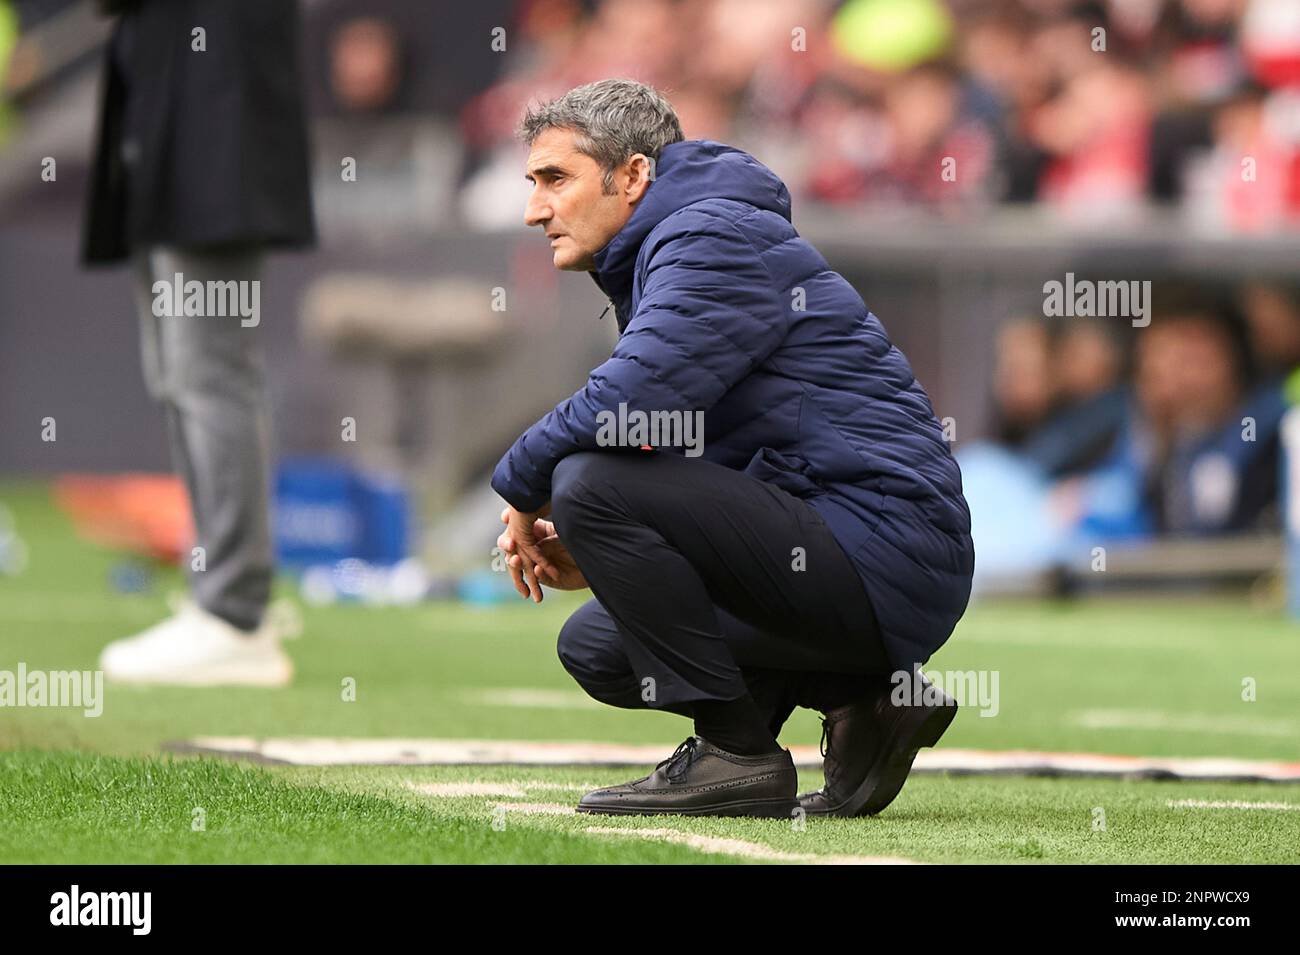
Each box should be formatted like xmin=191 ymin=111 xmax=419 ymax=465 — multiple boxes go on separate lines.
xmin=274 ymin=457 xmax=409 ymax=568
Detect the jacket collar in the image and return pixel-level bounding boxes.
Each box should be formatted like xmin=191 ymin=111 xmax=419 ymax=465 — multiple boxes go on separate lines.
xmin=586 ymin=138 xmax=792 ymax=333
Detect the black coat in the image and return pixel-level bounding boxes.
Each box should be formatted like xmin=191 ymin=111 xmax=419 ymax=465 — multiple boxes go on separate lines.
xmin=82 ymin=0 xmax=316 ymax=264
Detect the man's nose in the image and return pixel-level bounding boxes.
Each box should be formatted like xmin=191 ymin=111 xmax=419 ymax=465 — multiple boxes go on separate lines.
xmin=524 ymin=191 xmax=551 ymax=228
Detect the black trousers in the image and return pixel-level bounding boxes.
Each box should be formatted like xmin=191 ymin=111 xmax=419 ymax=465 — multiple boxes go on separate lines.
xmin=549 ymin=449 xmax=892 ymax=738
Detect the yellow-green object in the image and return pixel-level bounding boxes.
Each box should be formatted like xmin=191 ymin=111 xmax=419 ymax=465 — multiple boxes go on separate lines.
xmin=1285 ymin=366 xmax=1300 ymax=406
xmin=0 ymin=2 xmax=16 ymax=89
xmin=831 ymin=0 xmax=954 ymax=73
xmin=0 ymin=2 xmax=17 ymax=143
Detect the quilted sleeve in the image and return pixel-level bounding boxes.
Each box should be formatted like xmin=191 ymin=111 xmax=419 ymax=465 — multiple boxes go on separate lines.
xmin=490 ymin=215 xmax=788 ymax=512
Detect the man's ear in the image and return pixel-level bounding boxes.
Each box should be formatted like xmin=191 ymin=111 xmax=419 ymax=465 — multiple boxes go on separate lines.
xmin=624 ymin=153 xmax=654 ymax=204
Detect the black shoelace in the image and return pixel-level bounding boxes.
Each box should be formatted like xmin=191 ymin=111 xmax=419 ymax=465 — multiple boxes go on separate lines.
xmin=815 ymin=718 xmax=837 ymax=795
xmin=819 ymin=717 xmax=833 ymax=759
xmin=658 ymin=736 xmax=700 ymax=781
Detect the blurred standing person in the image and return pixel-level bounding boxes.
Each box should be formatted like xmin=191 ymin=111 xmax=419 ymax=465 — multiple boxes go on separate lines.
xmin=83 ymin=0 xmax=316 ymax=685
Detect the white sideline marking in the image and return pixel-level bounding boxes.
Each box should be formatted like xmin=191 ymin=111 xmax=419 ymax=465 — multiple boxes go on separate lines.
xmin=411 ymin=782 xmax=918 ymax=862
xmin=1071 ymin=709 xmax=1298 ymax=738
xmin=179 ymin=737 xmax=689 ymax=766
xmin=1168 ymin=799 xmax=1300 ymax=811
xmin=492 ymin=802 xmax=575 ymax=816
xmin=410 ymin=786 xmax=919 ymax=863
xmin=405 ymin=781 xmax=596 ymax=798
xmin=918 ymin=748 xmax=1300 ymax=782
xmin=584 ymin=827 xmax=918 ymax=865
xmin=410 ymin=782 xmax=528 ymax=798
xmin=173 ymin=737 xmax=1300 ymax=782
xmin=456 ymin=688 xmax=602 ymax=710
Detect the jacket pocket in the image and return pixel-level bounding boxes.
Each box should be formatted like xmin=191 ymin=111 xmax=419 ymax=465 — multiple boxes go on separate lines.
xmin=742 ymin=446 xmax=823 ymax=499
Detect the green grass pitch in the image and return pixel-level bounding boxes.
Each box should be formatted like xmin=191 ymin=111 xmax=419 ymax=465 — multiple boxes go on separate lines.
xmin=1 ymin=480 xmax=1298 ymax=864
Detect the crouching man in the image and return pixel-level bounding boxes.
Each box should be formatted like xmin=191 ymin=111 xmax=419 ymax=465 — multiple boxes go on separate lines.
xmin=493 ymin=79 xmax=974 ymax=819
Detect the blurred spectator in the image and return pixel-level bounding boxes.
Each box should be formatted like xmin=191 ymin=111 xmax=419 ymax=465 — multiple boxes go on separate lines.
xmin=1157 ymin=0 xmax=1249 ymax=106
xmin=1030 ymin=59 xmax=1153 ymax=219
xmin=1189 ymin=80 xmax=1300 ymax=230
xmin=1057 ymin=321 xmax=1124 ymax=405
xmin=329 ymin=16 xmax=403 ymax=114
xmin=989 ymin=318 xmax=1055 ymax=446
xmin=1021 ymin=322 xmax=1129 ymax=478
xmin=305 ymin=0 xmax=512 ymax=118
xmin=989 ymin=316 xmax=1128 ymax=478
xmin=1240 ymin=280 xmax=1300 ymax=377
xmin=305 ymin=5 xmax=481 ymax=238
xmin=1075 ymin=287 xmax=1284 ymax=536
xmin=804 ymin=61 xmax=996 ymax=205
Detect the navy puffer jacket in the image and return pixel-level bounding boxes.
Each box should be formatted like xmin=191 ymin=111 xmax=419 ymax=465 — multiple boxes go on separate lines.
xmin=492 ymin=139 xmax=974 ymax=670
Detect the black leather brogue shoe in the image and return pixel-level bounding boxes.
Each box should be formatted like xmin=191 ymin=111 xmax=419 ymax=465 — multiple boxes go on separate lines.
xmin=576 ymin=735 xmax=799 ymax=817
xmin=797 ymin=672 xmax=958 ymax=817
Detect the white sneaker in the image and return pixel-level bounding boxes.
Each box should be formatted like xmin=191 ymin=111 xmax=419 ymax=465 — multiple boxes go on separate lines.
xmin=99 ymin=595 xmax=297 ymax=687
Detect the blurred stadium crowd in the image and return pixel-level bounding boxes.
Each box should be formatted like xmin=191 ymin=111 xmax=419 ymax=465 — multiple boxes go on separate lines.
xmin=3 ymin=0 xmax=1300 ymax=561
xmin=452 ymin=0 xmax=1300 ymax=227
xmin=115 ymin=0 xmax=1294 ymax=231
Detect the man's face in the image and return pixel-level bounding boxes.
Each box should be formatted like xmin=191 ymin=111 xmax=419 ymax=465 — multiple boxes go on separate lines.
xmin=523 ymin=127 xmax=650 ymax=271
xmin=1136 ymin=317 xmax=1240 ymax=431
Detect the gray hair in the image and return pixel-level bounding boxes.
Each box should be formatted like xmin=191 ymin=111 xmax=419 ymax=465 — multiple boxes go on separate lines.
xmin=517 ymin=78 xmax=684 ymax=194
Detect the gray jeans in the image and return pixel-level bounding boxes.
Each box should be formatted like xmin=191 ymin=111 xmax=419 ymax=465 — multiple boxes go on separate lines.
xmin=133 ymin=245 xmax=273 ymax=630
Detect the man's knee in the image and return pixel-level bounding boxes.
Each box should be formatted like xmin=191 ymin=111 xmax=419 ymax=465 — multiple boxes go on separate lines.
xmin=556 ymin=600 xmax=627 ymax=689
xmin=557 ymin=601 xmax=702 ymax=717
xmin=555 ymin=610 xmax=589 ymax=683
